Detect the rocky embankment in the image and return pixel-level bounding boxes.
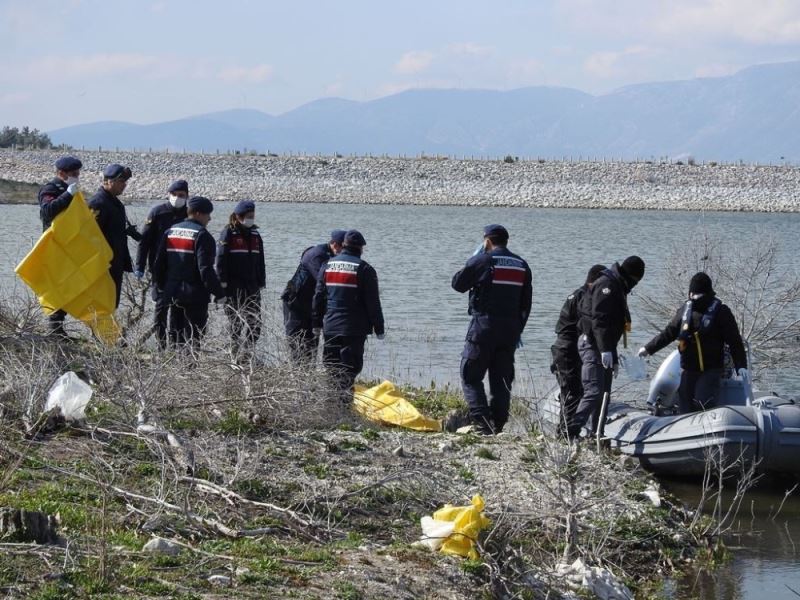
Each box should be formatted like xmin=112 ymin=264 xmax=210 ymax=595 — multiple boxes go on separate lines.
xmin=2 ymin=148 xmax=799 ymax=211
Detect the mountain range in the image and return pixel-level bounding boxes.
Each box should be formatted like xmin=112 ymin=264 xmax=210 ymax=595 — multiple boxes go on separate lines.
xmin=49 ymin=61 xmax=800 ymax=162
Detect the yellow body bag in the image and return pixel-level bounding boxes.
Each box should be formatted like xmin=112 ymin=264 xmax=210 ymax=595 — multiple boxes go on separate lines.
xmin=353 ymin=381 xmax=442 ymax=432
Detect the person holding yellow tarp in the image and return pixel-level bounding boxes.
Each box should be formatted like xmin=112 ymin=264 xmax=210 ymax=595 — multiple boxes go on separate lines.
xmin=36 ymin=155 xmax=83 ymax=337
xmin=16 ymin=188 xmax=121 ymax=344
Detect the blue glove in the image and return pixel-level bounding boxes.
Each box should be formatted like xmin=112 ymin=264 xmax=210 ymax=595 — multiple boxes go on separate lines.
xmin=133 ymin=270 xmax=144 ymax=280
xmin=601 ymin=351 xmax=614 ymax=370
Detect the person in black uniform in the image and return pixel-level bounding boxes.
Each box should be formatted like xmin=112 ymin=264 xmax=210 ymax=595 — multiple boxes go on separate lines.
xmin=312 ymin=230 xmax=384 ymax=401
xmin=135 ymin=179 xmax=189 ymax=347
xmin=153 ymin=196 xmax=226 ymax=348
xmin=638 ymin=272 xmax=747 ymax=414
xmin=551 ymin=264 xmax=606 ymax=436
xmin=87 ymin=164 xmax=141 ymax=308
xmin=215 ymin=200 xmax=266 ymax=354
xmin=570 ymin=256 xmax=645 ymax=439
xmin=282 ymin=229 xmax=346 ymax=361
xmin=37 ymin=156 xmax=82 ymax=336
xmin=452 ymin=225 xmax=533 ymax=435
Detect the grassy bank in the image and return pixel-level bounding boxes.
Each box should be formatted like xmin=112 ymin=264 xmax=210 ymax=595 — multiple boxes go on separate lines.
xmin=0 ymin=299 xmax=718 ymax=599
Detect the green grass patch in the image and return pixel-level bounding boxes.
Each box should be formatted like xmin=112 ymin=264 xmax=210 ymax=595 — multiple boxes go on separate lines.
xmin=475 ymin=447 xmax=499 ymax=461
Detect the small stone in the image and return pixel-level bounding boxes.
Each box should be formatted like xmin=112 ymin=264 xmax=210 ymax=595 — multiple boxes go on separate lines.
xmin=142 ymin=537 xmax=181 ymax=556
xmin=208 ymin=574 xmax=231 ymax=586
xmin=392 ymin=446 xmax=405 ymax=457
xmin=438 ymin=441 xmax=456 ymax=453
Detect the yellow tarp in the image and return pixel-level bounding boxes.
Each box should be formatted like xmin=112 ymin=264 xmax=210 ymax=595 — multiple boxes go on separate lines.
xmin=420 ymin=495 xmax=491 ymax=560
xmin=15 ymin=191 xmax=120 ymax=344
xmin=353 ymin=381 xmax=442 ymax=432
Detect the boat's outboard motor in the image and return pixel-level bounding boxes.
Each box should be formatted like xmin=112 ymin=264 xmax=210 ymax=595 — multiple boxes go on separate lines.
xmin=646 ymin=350 xmax=682 ymax=415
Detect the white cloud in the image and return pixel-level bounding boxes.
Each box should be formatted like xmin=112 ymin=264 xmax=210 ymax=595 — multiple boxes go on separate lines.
xmin=446 ymin=42 xmax=494 ymax=57
xmin=0 ymin=53 xmax=160 ymax=82
xmin=584 ymin=46 xmax=653 ymax=79
xmin=394 ymin=51 xmax=435 ymax=75
xmin=217 ymin=64 xmax=274 ymax=84
xmin=694 ymin=63 xmax=742 ymax=78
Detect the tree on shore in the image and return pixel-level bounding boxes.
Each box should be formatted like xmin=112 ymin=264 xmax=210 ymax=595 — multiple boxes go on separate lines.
xmin=0 ymin=126 xmax=53 ymax=149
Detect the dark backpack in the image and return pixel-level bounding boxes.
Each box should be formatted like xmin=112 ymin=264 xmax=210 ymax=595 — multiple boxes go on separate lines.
xmin=281 ymin=262 xmax=315 ymax=311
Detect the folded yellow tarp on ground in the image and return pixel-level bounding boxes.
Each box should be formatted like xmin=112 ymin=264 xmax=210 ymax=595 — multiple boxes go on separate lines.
xmin=353 ymin=381 xmax=442 ymax=432
xmin=419 ymin=495 xmax=491 ymax=560
xmin=15 ymin=191 xmax=120 ymax=344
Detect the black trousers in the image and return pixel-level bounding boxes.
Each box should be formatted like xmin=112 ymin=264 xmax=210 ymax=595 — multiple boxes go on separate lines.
xmin=152 ymin=286 xmax=170 ymax=348
xmin=283 ymin=303 xmax=318 ymax=362
xmin=167 ymin=301 xmax=209 ymax=348
xmin=551 ymin=344 xmax=583 ymax=435
xmin=678 ymin=369 xmax=723 ymax=413
xmin=225 ymin=289 xmax=262 ymax=352
xmin=47 ymin=309 xmax=67 ymax=335
xmin=460 ymin=339 xmax=516 ymax=433
xmin=322 ymin=334 xmax=366 ymax=401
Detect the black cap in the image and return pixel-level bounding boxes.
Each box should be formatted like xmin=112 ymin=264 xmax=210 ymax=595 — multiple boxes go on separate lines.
xmin=344 ymin=229 xmax=366 ymax=247
xmin=187 ymin=196 xmax=213 ymax=214
xmin=103 ymin=164 xmax=132 ymax=180
xmin=586 ymin=264 xmax=606 ymax=284
xmin=168 ymin=179 xmax=188 ymax=194
xmin=330 ymin=229 xmax=346 ymax=245
xmin=483 ymin=224 xmax=509 ymax=240
xmin=689 ymin=272 xmax=714 ymax=295
xmin=55 ymin=156 xmax=82 ymax=171
xmin=234 ymin=200 xmax=256 ymax=215
xmin=620 ymin=256 xmax=645 ymax=282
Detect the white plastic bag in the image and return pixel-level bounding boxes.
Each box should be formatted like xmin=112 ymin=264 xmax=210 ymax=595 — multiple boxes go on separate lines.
xmin=44 ymin=372 xmax=93 ymax=421
xmin=619 ymin=352 xmax=647 ymax=381
xmin=418 ymin=516 xmax=455 ymax=551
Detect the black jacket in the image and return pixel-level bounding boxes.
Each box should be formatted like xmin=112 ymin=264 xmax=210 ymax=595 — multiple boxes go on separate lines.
xmin=578 ymin=263 xmax=633 ymax=358
xmin=644 ymin=295 xmax=747 ymax=372
xmin=215 ymin=224 xmax=266 ymax=294
xmin=153 ymin=218 xmax=225 ymax=304
xmin=451 ymin=246 xmax=533 ymax=346
xmin=312 ymin=248 xmax=384 ymax=337
xmin=553 ymin=285 xmax=587 ymax=350
xmin=87 ymin=187 xmax=141 ymax=274
xmin=38 ymin=178 xmax=74 ymax=230
xmin=136 ymin=202 xmax=187 ymax=273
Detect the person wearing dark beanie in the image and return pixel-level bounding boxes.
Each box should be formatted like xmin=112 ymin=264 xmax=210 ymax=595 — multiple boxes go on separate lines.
xmin=550 ymin=264 xmax=606 ymax=437
xmin=568 ymin=256 xmax=646 ymax=439
xmin=639 ymin=272 xmax=747 ymax=414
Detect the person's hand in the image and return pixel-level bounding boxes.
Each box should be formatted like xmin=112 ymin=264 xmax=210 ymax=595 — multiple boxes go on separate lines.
xmin=637 ymin=347 xmax=648 ymax=358
xmin=67 ymin=183 xmax=79 ymax=195
xmin=312 ymin=327 xmax=322 ymax=337
xmin=613 ymin=363 xmax=620 ymax=378
xmin=376 ymin=333 xmax=385 ymax=340
xmin=600 ymin=351 xmax=614 ymax=370
xmin=737 ymin=368 xmax=750 ymax=380
xmin=516 ymin=338 xmax=524 ymax=349
xmin=133 ymin=270 xmax=144 ymax=280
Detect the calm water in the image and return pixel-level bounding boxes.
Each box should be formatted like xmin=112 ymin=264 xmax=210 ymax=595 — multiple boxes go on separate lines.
xmin=1 ymin=200 xmax=799 ymax=598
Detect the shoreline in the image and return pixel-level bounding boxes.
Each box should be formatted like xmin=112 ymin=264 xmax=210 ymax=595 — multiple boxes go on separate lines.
xmin=2 ymin=148 xmax=799 ymax=212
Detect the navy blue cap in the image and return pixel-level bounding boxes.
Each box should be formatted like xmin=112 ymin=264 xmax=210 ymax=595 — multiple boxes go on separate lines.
xmin=234 ymin=200 xmax=256 ymax=215
xmin=55 ymin=156 xmax=82 ymax=171
xmin=483 ymin=224 xmax=509 ymax=240
xmin=103 ymin=163 xmax=132 ymax=180
xmin=330 ymin=229 xmax=346 ymax=244
xmin=168 ymin=179 xmax=188 ymax=194
xmin=187 ymin=196 xmax=213 ymax=214
xmin=344 ymin=229 xmax=366 ymax=247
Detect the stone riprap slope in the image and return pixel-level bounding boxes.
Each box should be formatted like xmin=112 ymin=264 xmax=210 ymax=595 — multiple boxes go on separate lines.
xmin=2 ymin=149 xmax=799 ymax=211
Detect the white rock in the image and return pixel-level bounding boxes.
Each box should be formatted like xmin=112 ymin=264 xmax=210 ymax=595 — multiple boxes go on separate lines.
xmin=142 ymin=537 xmax=181 ymax=556
xmin=208 ymin=574 xmax=231 ymax=586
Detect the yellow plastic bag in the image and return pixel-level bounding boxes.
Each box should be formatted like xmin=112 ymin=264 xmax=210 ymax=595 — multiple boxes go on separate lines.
xmin=353 ymin=381 xmax=442 ymax=432
xmin=420 ymin=495 xmax=490 ymax=560
xmin=15 ymin=191 xmax=120 ymax=344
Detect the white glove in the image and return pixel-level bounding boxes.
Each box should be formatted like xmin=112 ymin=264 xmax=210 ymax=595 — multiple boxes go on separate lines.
xmin=376 ymin=333 xmax=385 ymax=340
xmin=737 ymin=368 xmax=749 ymax=380
xmin=67 ymin=183 xmax=79 ymax=195
xmin=312 ymin=328 xmax=322 ymax=337
xmin=215 ymin=297 xmax=228 ymax=306
xmin=637 ymin=347 xmax=648 ymax=358
xmin=600 ymin=351 xmax=614 ymax=370
xmin=133 ymin=270 xmax=144 ymax=280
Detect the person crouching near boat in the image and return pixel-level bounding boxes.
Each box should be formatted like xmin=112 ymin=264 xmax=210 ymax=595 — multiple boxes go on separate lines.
xmin=638 ymin=272 xmax=748 ymax=414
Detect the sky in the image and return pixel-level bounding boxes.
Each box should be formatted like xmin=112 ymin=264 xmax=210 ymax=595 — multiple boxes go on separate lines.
xmin=2 ymin=0 xmax=800 ymax=131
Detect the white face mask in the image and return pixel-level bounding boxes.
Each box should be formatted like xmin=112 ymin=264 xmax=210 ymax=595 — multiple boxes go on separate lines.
xmin=242 ymin=218 xmax=255 ymax=228
xmin=169 ymin=194 xmax=186 ymax=208
xmin=66 ymin=176 xmax=79 ymax=185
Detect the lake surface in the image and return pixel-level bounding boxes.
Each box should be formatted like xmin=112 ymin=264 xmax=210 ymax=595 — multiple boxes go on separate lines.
xmin=1 ymin=199 xmax=799 ymax=598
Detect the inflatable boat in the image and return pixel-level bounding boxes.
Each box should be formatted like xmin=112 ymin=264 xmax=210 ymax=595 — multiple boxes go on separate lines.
xmin=539 ymin=351 xmax=800 ymax=477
